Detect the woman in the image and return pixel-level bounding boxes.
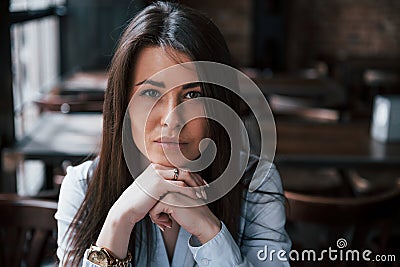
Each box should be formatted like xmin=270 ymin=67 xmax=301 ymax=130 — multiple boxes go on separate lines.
xmin=56 ymin=2 xmax=291 ymax=266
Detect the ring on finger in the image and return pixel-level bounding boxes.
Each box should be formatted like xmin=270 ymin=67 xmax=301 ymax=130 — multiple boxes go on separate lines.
xmin=173 ymin=168 xmax=179 ymax=180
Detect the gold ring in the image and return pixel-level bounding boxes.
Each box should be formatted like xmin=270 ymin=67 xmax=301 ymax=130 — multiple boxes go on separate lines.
xmin=173 ymin=168 xmax=179 ymax=180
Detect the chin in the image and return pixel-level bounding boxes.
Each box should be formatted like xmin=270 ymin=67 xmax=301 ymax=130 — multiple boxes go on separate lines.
xmin=153 ymin=159 xmax=174 ymax=167
xmin=148 ymin=154 xmax=174 ymax=167
xmin=149 ymin=153 xmax=194 ymax=167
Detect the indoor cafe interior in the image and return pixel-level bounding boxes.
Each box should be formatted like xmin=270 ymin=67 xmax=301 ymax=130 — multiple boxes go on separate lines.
xmin=0 ymin=0 xmax=399 ymax=266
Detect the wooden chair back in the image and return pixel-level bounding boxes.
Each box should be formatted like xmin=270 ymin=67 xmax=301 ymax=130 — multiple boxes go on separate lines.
xmin=0 ymin=194 xmax=58 ymax=267
xmin=285 ymin=179 xmax=400 ymax=257
xmin=285 ymin=179 xmax=400 ymax=224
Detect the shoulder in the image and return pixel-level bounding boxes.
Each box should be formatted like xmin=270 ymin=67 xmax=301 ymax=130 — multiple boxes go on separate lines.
xmin=55 ymin=160 xmax=96 ymax=263
xmin=242 ymin=153 xmax=283 ymax=196
xmin=56 ymin=161 xmax=94 ymax=220
xmin=62 ymin=160 xmax=93 ymax=190
xmin=237 ymin=154 xmax=290 ymax=248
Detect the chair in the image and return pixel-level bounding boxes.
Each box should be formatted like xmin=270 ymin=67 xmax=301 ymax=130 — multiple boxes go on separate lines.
xmin=347 ymin=167 xmax=400 ymax=196
xmin=357 ymin=69 xmax=400 ymax=119
xmin=279 ymin=167 xmax=349 ymax=197
xmin=363 ymin=69 xmax=400 ymax=94
xmin=0 ymin=194 xmax=58 ymax=267
xmin=285 ymin=179 xmax=400 ymax=266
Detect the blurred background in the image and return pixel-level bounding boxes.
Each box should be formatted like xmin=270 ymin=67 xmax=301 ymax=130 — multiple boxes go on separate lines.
xmin=0 ymin=0 xmax=399 ymax=266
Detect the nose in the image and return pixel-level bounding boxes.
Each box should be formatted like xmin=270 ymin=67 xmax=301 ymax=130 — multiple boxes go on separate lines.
xmin=160 ymin=92 xmax=184 ymax=131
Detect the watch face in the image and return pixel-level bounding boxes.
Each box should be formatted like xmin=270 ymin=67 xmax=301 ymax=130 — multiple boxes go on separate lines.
xmin=88 ymin=250 xmax=108 ymax=267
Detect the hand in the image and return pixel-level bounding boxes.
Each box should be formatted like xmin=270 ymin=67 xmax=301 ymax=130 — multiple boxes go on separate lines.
xmin=146 ymin=167 xmax=208 ymax=230
xmin=96 ymin=164 xmax=205 ymax=259
xmin=111 ymin=164 xmax=206 ymax=226
xmin=149 ymin=192 xmax=221 ymax=244
xmin=153 ymin=166 xmax=208 ymax=199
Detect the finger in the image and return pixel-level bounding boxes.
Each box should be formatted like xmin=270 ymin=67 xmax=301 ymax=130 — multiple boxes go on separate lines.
xmin=149 ymin=202 xmax=171 ymax=224
xmin=164 ymin=180 xmax=202 ymax=200
xmin=149 ymin=217 xmax=169 ymax=231
xmin=157 ymin=170 xmax=205 ymax=199
xmin=150 ymin=213 xmax=169 ymax=222
xmin=157 ymin=169 xmax=202 ymax=188
xmin=135 ymin=165 xmax=205 ymax=206
xmin=188 ymin=173 xmax=208 ymax=199
xmin=162 ymin=191 xmax=207 ymax=208
xmin=190 ymin=173 xmax=208 ymax=199
xmin=150 ymin=163 xmax=174 ymax=171
xmin=151 ymin=213 xmax=172 ymax=229
xmin=189 ymin=172 xmax=208 ymax=187
xmin=157 ymin=213 xmax=171 ymax=223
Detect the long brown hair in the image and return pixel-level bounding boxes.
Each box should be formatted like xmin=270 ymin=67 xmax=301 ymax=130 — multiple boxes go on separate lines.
xmin=65 ymin=1 xmax=248 ymax=265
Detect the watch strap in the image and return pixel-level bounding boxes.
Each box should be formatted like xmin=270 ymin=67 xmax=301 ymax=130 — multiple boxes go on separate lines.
xmin=88 ymin=244 xmax=132 ymax=267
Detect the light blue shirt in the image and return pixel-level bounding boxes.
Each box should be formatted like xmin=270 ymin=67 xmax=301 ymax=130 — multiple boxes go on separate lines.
xmin=55 ymin=155 xmax=291 ymax=266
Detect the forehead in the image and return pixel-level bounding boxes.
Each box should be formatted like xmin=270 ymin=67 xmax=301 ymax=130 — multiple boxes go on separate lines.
xmin=132 ymin=46 xmax=198 ymax=89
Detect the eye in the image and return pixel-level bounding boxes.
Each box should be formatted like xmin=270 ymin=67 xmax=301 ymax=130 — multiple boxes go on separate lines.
xmin=185 ymin=91 xmax=202 ymax=99
xmin=140 ymin=89 xmax=160 ymax=98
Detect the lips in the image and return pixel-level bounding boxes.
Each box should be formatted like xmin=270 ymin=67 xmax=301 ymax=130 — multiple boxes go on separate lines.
xmin=154 ymin=136 xmax=188 ymax=149
xmin=154 ymin=136 xmax=187 ymax=144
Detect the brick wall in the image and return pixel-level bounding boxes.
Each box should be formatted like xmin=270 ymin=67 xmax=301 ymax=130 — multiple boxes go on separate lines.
xmin=183 ymin=0 xmax=400 ymax=70
xmin=183 ymin=0 xmax=252 ymax=66
xmin=286 ymin=0 xmax=400 ymax=71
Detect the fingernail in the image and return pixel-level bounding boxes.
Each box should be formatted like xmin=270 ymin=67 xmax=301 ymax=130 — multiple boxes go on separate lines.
xmin=202 ymin=189 xmax=208 ymax=200
xmin=157 ymin=225 xmax=165 ymax=232
xmin=196 ymin=191 xmax=202 ymax=199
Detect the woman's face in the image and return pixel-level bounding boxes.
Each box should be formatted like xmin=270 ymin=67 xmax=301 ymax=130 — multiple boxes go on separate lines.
xmin=129 ymin=46 xmax=209 ymax=167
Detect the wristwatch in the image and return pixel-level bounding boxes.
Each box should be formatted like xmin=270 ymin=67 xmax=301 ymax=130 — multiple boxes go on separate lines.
xmin=87 ymin=244 xmax=132 ymax=267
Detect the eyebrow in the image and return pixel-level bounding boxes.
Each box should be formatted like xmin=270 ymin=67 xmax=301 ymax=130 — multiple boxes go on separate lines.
xmin=135 ymin=80 xmax=201 ymax=90
xmin=182 ymin=82 xmax=202 ymax=90
xmin=135 ymin=79 xmax=165 ymax=87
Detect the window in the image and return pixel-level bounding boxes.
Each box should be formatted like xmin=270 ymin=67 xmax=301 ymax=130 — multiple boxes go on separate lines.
xmin=10 ymin=0 xmax=65 ymax=12
xmin=11 ymin=16 xmax=60 ymax=140
xmin=8 ymin=0 xmax=65 ymax=195
xmin=10 ymin=0 xmax=65 ymax=140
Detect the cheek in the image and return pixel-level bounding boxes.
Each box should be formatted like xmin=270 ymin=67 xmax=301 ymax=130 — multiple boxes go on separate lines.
xmin=129 ymin=107 xmax=145 ymax=154
xmin=129 ymin=99 xmax=157 ymax=156
xmin=187 ymin=118 xmax=209 ymax=143
xmin=181 ymin=101 xmax=208 ymax=137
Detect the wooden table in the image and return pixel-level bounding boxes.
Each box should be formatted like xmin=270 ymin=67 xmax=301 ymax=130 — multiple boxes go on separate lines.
xmin=35 ymin=71 xmax=106 ymax=113
xmin=2 ymin=113 xmax=102 ymax=190
xmin=252 ymin=76 xmax=347 ymax=109
xmin=4 ymin=113 xmax=399 ymax=191
xmin=275 ymin=121 xmax=400 ymax=168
